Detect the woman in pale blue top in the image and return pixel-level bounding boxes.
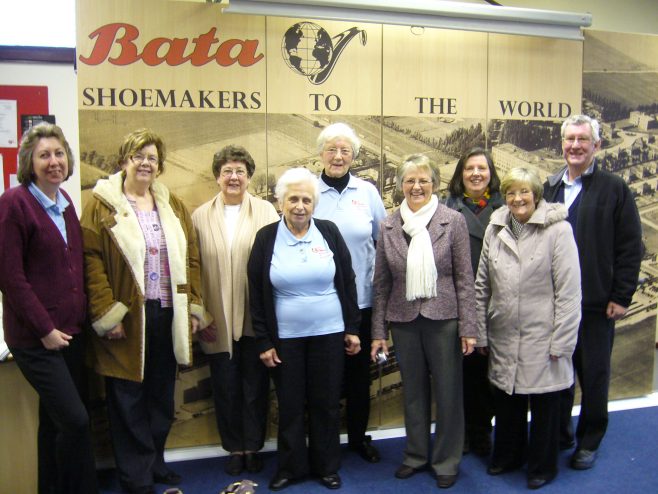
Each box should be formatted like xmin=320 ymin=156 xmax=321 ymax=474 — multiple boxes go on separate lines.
xmin=313 ymin=122 xmax=387 ymax=463
xmin=248 ymin=167 xmax=361 ymax=491
xmin=271 ymin=220 xmax=344 ymax=338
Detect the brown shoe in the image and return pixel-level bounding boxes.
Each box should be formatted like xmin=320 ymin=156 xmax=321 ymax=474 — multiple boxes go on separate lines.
xmin=437 ymin=474 xmax=458 ymax=489
xmin=394 ymin=464 xmax=419 ymax=479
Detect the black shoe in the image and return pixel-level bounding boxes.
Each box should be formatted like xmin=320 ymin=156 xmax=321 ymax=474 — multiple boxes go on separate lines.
xmin=570 ymin=449 xmax=597 ymax=470
xmin=436 ymin=474 xmax=458 ymax=488
xmin=269 ymin=474 xmax=295 ymax=491
xmin=224 ymin=454 xmax=245 ymax=476
xmin=470 ymin=435 xmax=492 ymax=457
xmin=559 ymin=439 xmax=576 ymax=451
xmin=350 ymin=436 xmax=381 ymax=463
xmin=487 ymin=463 xmax=522 ymax=476
xmin=121 ymin=483 xmax=156 ymax=494
xmin=153 ymin=468 xmax=181 ymax=485
xmin=320 ymin=473 xmax=342 ymax=490
xmin=527 ymin=473 xmax=556 ymax=490
xmin=244 ymin=452 xmax=264 ymax=473
xmin=395 ymin=464 xmax=420 ymax=479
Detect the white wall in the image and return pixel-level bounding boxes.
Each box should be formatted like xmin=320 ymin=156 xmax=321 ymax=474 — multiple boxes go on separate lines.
xmin=0 ymin=61 xmax=81 ymax=210
xmin=458 ymin=0 xmax=658 ymax=35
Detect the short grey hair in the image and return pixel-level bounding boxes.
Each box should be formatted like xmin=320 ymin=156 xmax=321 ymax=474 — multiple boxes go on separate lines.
xmin=316 ymin=122 xmax=361 ymax=156
xmin=500 ymin=167 xmax=543 ymax=204
xmin=395 ymin=154 xmax=440 ymax=194
xmin=561 ymin=114 xmax=601 ymax=143
xmin=275 ymin=167 xmax=320 ymax=204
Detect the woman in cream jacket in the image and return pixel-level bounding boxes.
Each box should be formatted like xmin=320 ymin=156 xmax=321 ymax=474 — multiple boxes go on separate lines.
xmin=192 ymin=145 xmax=279 ymax=476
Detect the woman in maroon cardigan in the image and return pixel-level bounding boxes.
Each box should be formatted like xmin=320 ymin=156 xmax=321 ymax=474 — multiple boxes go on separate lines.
xmin=0 ymin=123 xmax=98 ymax=494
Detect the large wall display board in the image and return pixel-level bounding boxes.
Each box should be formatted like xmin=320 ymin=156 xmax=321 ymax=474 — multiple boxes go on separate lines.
xmin=77 ymin=0 xmax=654 ymax=451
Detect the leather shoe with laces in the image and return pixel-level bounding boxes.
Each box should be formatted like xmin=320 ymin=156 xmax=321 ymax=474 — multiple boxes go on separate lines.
xmin=395 ymin=464 xmax=420 ymax=479
xmin=350 ymin=436 xmax=381 ymax=463
xmin=153 ymin=469 xmax=181 ymax=485
xmin=320 ymin=473 xmax=342 ymax=489
xmin=570 ymin=449 xmax=597 ymax=470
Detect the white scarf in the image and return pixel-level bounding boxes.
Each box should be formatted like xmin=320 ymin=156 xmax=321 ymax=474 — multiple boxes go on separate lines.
xmin=400 ymin=194 xmax=438 ymax=301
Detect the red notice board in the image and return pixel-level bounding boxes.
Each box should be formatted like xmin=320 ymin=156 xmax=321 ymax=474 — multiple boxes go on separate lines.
xmin=0 ymin=85 xmax=49 ymax=191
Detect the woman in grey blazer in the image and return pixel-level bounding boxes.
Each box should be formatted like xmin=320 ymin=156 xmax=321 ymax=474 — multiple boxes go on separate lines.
xmin=371 ymin=154 xmax=476 ymax=489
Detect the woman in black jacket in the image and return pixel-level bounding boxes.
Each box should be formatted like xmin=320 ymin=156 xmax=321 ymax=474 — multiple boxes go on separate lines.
xmin=445 ymin=148 xmax=503 ymax=457
xmin=247 ymin=167 xmax=360 ymax=492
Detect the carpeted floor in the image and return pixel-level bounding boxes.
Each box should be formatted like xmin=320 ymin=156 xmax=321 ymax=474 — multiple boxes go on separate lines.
xmin=99 ymin=404 xmax=658 ymax=494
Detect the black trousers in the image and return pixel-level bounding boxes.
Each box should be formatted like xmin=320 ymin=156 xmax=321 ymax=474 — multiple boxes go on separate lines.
xmin=208 ymin=335 xmax=270 ymax=453
xmin=105 ymin=301 xmax=176 ymax=490
xmin=10 ymin=334 xmax=98 ymax=494
xmin=271 ymin=332 xmax=345 ymax=479
xmin=463 ymin=350 xmax=493 ymax=438
xmin=344 ymin=307 xmax=373 ymax=445
xmin=492 ymin=387 xmax=560 ymax=480
xmin=560 ymin=309 xmax=615 ymax=451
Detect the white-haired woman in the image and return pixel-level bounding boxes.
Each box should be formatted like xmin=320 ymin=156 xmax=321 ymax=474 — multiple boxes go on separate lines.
xmin=313 ymin=122 xmax=387 ymax=463
xmin=371 ymin=154 xmax=476 ymax=489
xmin=248 ymin=167 xmax=361 ymax=491
xmin=476 ymin=167 xmax=581 ymax=489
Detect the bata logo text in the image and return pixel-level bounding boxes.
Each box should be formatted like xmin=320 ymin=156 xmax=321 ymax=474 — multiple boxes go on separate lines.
xmin=79 ymin=23 xmax=264 ymax=67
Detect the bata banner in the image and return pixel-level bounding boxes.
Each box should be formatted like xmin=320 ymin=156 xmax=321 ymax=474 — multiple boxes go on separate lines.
xmin=77 ymin=0 xmax=655 ymax=452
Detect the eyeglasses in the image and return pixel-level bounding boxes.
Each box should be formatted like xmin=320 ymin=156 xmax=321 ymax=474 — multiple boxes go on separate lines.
xmin=221 ymin=168 xmax=248 ymax=178
xmin=403 ymin=179 xmax=432 ymax=187
xmin=131 ymin=153 xmax=158 ymax=165
xmin=324 ymin=147 xmax=353 ymax=157
xmin=505 ymin=189 xmax=533 ymax=199
xmin=563 ymin=136 xmax=592 ymax=144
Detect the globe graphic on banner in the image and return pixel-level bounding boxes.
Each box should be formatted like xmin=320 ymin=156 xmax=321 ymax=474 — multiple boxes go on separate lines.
xmin=281 ymin=22 xmax=334 ymax=77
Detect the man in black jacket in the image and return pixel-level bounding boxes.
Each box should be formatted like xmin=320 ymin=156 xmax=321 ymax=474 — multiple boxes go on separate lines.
xmin=543 ymin=114 xmax=642 ymax=471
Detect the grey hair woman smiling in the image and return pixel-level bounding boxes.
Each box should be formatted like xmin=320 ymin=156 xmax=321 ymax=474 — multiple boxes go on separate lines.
xmin=475 ymin=167 xmax=581 ymax=490
xmin=313 ymin=122 xmax=387 ymax=464
xmin=371 ymin=154 xmax=476 ymax=489
xmin=248 ymin=167 xmax=360 ymax=491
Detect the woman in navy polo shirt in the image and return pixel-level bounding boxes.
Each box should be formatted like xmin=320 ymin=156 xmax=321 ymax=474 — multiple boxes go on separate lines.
xmin=248 ymin=167 xmax=360 ymax=491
